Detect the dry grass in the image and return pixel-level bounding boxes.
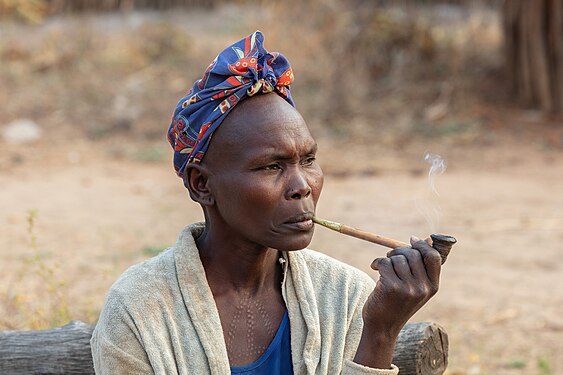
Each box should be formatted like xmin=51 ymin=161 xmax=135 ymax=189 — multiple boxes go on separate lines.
xmin=0 ymin=2 xmax=509 ymax=329
xmin=0 ymin=0 xmax=48 ymax=23
xmin=0 ymin=0 xmax=220 ymax=23
xmin=2 ymin=210 xmax=72 ymax=330
xmin=0 ymin=1 xmax=504 ymax=153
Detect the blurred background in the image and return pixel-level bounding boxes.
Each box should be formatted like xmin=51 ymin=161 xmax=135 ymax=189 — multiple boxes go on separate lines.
xmin=1 ymin=1 xmax=562 ymax=374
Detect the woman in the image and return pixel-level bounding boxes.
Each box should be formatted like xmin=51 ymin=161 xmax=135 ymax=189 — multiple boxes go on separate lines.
xmin=91 ymin=31 xmax=442 ymax=375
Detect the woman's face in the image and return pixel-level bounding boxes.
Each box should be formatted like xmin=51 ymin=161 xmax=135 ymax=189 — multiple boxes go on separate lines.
xmin=202 ymin=94 xmax=324 ymax=251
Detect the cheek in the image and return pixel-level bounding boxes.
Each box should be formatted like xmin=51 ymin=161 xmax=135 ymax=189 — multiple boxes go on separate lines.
xmin=241 ymin=182 xmax=279 ymax=211
xmin=310 ymin=167 xmax=324 ymax=202
xmin=216 ymin=175 xmax=280 ymax=216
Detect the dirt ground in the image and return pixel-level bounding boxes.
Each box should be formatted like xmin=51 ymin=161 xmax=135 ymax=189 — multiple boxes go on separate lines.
xmin=1 ymin=4 xmax=563 ymax=374
xmin=1 ymin=129 xmax=562 ymax=374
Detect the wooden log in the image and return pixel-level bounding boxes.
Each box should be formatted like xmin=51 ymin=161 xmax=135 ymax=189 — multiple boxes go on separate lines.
xmin=0 ymin=320 xmax=448 ymax=375
xmin=0 ymin=321 xmax=95 ymax=375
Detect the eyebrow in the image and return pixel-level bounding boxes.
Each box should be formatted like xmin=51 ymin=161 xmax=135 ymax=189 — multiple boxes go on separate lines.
xmin=251 ymin=143 xmax=318 ymax=163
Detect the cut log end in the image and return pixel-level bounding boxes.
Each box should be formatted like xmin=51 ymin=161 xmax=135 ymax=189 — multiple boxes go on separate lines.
xmin=394 ymin=322 xmax=449 ymax=375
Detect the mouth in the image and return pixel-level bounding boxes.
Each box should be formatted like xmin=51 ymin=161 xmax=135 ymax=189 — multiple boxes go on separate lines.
xmin=283 ymin=212 xmax=315 ymax=231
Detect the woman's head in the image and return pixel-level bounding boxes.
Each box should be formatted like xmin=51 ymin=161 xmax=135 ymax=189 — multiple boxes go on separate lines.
xmin=168 ymin=32 xmax=323 ymax=250
xmin=186 ymin=93 xmax=323 ymax=251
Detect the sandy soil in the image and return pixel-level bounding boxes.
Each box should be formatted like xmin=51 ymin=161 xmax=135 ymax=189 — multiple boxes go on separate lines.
xmin=1 ymin=134 xmax=562 ymax=374
xmin=1 ymin=5 xmax=563 ymax=373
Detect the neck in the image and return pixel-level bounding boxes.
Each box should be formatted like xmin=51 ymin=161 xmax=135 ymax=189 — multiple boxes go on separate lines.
xmin=196 ymin=220 xmax=283 ymax=296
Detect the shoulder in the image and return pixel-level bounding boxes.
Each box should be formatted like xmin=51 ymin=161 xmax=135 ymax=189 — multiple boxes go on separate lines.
xmin=104 ymin=248 xmax=177 ymax=310
xmin=100 ymin=222 xmax=204 ymax=316
xmin=92 ymin=248 xmax=177 ymax=340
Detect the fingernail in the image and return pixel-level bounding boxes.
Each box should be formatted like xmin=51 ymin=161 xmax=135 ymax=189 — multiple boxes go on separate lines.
xmin=370 ymin=258 xmax=381 ymax=271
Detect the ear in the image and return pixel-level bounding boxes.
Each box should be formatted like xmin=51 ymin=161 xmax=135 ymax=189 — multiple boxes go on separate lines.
xmin=184 ymin=163 xmax=215 ymax=207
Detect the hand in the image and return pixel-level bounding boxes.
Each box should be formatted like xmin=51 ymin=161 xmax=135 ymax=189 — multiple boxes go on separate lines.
xmin=353 ymin=236 xmax=442 ymax=368
xmin=364 ymin=236 xmax=441 ymax=334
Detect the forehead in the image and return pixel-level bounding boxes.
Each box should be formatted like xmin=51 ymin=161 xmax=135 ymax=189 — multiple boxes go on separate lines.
xmin=205 ymin=94 xmax=315 ymax=164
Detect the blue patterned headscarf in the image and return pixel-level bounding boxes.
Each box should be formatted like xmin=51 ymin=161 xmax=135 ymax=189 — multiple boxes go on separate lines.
xmin=167 ymin=31 xmax=295 ymax=179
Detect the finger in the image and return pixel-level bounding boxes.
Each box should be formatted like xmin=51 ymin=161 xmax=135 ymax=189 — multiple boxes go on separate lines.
xmin=390 ymin=254 xmax=413 ymax=281
xmin=386 ymin=247 xmax=426 ymax=279
xmin=410 ymin=235 xmax=442 ymax=283
xmin=386 ymin=246 xmax=410 ymax=257
xmin=370 ymin=258 xmax=400 ymax=282
xmin=412 ymin=235 xmax=432 ymax=247
xmin=370 ymin=257 xmax=384 ymax=271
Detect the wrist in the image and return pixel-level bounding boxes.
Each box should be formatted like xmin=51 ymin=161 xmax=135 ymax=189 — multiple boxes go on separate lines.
xmin=361 ymin=318 xmax=402 ymax=342
xmin=353 ymin=324 xmax=399 ymax=369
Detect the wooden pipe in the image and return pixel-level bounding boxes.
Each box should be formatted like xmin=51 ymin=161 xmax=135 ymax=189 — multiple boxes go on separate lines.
xmin=312 ymin=217 xmax=456 ymax=264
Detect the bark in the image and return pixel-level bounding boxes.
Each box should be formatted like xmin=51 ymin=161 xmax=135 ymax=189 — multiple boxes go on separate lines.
xmin=0 ymin=321 xmax=94 ymax=375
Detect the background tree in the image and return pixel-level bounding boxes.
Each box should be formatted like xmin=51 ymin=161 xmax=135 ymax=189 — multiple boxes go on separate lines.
xmin=503 ymin=0 xmax=563 ymax=114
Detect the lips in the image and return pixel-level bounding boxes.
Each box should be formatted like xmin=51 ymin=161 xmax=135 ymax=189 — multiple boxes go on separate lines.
xmin=285 ymin=212 xmax=314 ymax=224
xmin=283 ymin=212 xmax=315 ymax=231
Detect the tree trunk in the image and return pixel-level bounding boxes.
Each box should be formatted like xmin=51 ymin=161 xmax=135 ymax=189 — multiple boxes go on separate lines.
xmin=503 ymin=0 xmax=563 ymax=114
xmin=0 ymin=320 xmax=449 ymax=375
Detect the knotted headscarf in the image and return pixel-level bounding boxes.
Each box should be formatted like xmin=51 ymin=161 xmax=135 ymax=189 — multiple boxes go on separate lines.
xmin=167 ymin=31 xmax=295 ymax=180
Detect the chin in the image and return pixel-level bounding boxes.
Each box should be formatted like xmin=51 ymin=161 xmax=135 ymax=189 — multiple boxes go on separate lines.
xmin=275 ymin=231 xmax=314 ymax=252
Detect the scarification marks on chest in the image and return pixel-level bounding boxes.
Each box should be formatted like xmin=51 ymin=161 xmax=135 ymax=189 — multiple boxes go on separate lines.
xmin=225 ymin=292 xmax=277 ymax=363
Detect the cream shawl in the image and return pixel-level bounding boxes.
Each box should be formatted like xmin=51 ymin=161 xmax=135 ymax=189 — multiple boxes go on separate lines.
xmin=91 ymin=223 xmax=398 ymax=374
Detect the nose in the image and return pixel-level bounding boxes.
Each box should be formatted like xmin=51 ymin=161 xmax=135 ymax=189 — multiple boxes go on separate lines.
xmin=285 ymin=168 xmax=312 ymax=200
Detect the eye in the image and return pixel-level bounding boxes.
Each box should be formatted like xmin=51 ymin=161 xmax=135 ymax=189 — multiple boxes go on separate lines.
xmin=301 ymin=157 xmax=316 ymax=166
xmin=261 ymin=163 xmax=282 ymax=171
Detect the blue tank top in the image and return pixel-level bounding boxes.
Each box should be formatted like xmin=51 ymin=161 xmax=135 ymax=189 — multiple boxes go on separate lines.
xmin=230 ymin=310 xmax=293 ymax=374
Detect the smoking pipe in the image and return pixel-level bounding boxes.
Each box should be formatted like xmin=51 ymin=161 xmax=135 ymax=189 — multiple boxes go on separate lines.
xmin=312 ymin=217 xmax=456 ymax=265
